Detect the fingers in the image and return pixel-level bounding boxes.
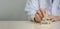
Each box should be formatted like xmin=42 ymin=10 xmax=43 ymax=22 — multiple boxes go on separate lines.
xmin=36 ymin=10 xmax=43 ymax=18
xmin=47 ymin=16 xmax=57 ymax=22
xmin=36 ymin=9 xmax=48 ymax=18
xmin=40 ymin=9 xmax=48 ymax=17
xmin=40 ymin=9 xmax=46 ymax=16
xmin=45 ymin=16 xmax=56 ymax=22
xmin=51 ymin=18 xmax=58 ymax=22
xmin=35 ymin=9 xmax=49 ymax=23
xmin=35 ymin=14 xmax=42 ymax=23
xmin=46 ymin=17 xmax=56 ymax=22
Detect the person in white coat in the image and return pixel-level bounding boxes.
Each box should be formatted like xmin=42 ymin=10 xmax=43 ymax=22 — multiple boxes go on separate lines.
xmin=25 ymin=0 xmax=60 ymax=23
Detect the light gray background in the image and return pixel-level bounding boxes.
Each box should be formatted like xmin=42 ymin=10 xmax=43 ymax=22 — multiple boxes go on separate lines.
xmin=0 ymin=0 xmax=28 ymax=21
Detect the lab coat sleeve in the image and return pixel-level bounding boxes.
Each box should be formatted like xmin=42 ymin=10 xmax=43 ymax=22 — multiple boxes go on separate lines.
xmin=25 ymin=0 xmax=39 ymax=20
xmin=52 ymin=0 xmax=60 ymax=16
xmin=40 ymin=0 xmax=52 ymax=15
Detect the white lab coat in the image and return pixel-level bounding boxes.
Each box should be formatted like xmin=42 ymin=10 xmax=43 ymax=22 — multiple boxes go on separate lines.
xmin=25 ymin=0 xmax=60 ymax=20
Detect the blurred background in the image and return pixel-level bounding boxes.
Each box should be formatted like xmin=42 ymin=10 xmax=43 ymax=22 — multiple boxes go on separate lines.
xmin=0 ymin=0 xmax=28 ymax=21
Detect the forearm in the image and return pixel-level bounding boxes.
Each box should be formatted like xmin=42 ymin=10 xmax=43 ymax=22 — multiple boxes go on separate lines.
xmin=51 ymin=16 xmax=60 ymax=21
xmin=54 ymin=16 xmax=60 ymax=21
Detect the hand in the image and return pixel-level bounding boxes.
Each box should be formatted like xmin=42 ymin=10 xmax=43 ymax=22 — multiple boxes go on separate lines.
xmin=34 ymin=9 xmax=49 ymax=23
xmin=34 ymin=9 xmax=60 ymax=23
xmin=48 ymin=16 xmax=60 ymax=22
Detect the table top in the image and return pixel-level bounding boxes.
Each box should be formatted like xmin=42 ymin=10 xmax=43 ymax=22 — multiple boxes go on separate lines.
xmin=0 ymin=21 xmax=60 ymax=29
